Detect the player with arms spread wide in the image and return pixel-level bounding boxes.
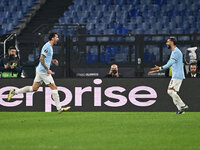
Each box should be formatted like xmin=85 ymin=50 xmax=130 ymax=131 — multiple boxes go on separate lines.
xmin=8 ymin=32 xmax=70 ymax=113
xmin=149 ymin=37 xmax=188 ymax=114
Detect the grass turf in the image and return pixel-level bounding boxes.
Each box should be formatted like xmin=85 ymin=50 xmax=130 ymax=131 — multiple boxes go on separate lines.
xmin=0 ymin=112 xmax=200 ymax=150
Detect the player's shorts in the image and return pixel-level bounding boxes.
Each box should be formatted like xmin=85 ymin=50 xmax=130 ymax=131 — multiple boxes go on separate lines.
xmin=34 ymin=71 xmax=55 ymax=85
xmin=168 ymin=79 xmax=183 ymax=92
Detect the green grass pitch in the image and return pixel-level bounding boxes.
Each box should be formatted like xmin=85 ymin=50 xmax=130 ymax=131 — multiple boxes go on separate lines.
xmin=0 ymin=112 xmax=200 ymax=150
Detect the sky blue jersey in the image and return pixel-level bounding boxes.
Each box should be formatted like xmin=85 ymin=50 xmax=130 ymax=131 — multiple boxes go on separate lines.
xmin=36 ymin=42 xmax=53 ymax=73
xmin=160 ymin=47 xmax=185 ymax=79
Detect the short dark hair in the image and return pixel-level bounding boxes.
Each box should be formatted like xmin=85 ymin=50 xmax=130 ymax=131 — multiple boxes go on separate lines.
xmin=190 ymin=63 xmax=197 ymax=66
xmin=189 ymin=63 xmax=198 ymax=71
xmin=168 ymin=37 xmax=177 ymax=45
xmin=48 ymin=32 xmax=58 ymax=41
xmin=8 ymin=46 xmax=16 ymax=51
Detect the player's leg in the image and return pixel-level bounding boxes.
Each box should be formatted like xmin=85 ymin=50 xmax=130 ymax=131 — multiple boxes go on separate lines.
xmin=15 ymin=82 xmax=41 ymax=93
xmin=16 ymin=71 xmax=42 ymax=94
xmin=44 ymin=75 xmax=70 ymax=113
xmin=167 ymin=79 xmax=179 ymax=109
xmin=8 ymin=82 xmax=41 ymax=101
xmin=171 ymin=79 xmax=187 ymax=108
xmin=167 ymin=79 xmax=188 ymax=114
xmin=168 ymin=88 xmax=188 ymax=114
xmin=8 ymin=72 xmax=42 ymax=101
xmin=48 ymin=83 xmax=61 ymax=110
xmin=167 ymin=88 xmax=185 ymax=109
xmin=167 ymin=88 xmax=181 ymax=110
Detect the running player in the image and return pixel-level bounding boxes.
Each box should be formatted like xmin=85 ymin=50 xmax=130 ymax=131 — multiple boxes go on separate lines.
xmin=149 ymin=37 xmax=188 ymax=114
xmin=8 ymin=32 xmax=70 ymax=113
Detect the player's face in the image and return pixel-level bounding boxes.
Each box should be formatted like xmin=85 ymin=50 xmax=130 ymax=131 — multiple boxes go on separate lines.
xmin=53 ymin=34 xmax=59 ymax=44
xmin=166 ymin=39 xmax=173 ymax=49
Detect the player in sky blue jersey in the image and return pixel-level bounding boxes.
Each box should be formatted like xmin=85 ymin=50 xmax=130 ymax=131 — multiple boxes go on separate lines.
xmin=8 ymin=33 xmax=70 ymax=113
xmin=36 ymin=41 xmax=54 ymax=73
xmin=149 ymin=37 xmax=188 ymax=114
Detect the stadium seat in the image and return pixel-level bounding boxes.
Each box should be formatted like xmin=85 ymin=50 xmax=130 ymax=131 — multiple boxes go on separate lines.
xmin=168 ymin=22 xmax=176 ymax=30
xmin=86 ymin=23 xmax=94 ymax=30
xmin=135 ymin=28 xmax=144 ymax=34
xmin=135 ymin=16 xmax=143 ymax=24
xmin=96 ymin=5 xmax=107 ymax=12
xmin=96 ymin=23 xmax=107 ymax=31
xmin=152 ymin=36 xmax=163 ymax=41
xmin=147 ymin=28 xmax=157 ymax=34
xmin=155 ymin=0 xmax=166 ymax=6
xmin=100 ymin=53 xmax=110 ymax=62
xmin=89 ymin=29 xmax=97 ymax=34
xmin=160 ymin=28 xmax=169 ymax=34
xmin=116 ymin=27 xmax=128 ymax=34
xmin=58 ymin=17 xmax=65 ymax=24
xmin=7 ymin=23 xmax=13 ymax=32
xmin=104 ymin=28 xmax=115 ymax=34
xmin=179 ymin=36 xmax=190 ymax=41
xmin=189 ymin=28 xmax=196 ymax=34
xmin=88 ymin=17 xmax=98 ymax=24
xmin=154 ymin=22 xmax=163 ymax=31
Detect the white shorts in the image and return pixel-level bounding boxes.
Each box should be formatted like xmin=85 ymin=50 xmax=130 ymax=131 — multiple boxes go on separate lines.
xmin=168 ymin=79 xmax=183 ymax=92
xmin=34 ymin=71 xmax=55 ymax=85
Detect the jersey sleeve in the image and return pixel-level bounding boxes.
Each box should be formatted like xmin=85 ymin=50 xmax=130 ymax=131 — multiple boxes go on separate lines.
xmin=170 ymin=51 xmax=178 ymax=62
xmin=159 ymin=51 xmax=178 ymax=71
xmin=160 ymin=59 xmax=176 ymax=71
xmin=41 ymin=45 xmax=49 ymax=57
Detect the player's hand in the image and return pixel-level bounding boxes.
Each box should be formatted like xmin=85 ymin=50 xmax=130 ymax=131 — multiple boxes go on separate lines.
xmin=52 ymin=59 xmax=58 ymax=66
xmin=148 ymin=70 xmax=158 ymax=74
xmin=148 ymin=65 xmax=160 ymax=74
xmin=47 ymin=69 xmax=53 ymax=74
xmin=150 ymin=65 xmax=160 ymax=71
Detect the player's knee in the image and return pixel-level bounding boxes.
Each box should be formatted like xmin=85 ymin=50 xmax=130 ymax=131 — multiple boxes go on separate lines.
xmin=168 ymin=89 xmax=178 ymax=98
xmin=52 ymin=86 xmax=57 ymax=90
xmin=167 ymin=89 xmax=173 ymax=96
xmin=32 ymin=86 xmax=39 ymax=91
xmin=48 ymin=83 xmax=57 ymax=90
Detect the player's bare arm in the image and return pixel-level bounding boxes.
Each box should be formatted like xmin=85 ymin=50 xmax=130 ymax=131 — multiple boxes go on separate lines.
xmin=40 ymin=54 xmax=48 ymax=70
xmin=40 ymin=54 xmax=52 ymax=74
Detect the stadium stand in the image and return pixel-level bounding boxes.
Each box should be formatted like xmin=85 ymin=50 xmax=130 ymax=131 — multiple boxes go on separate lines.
xmin=56 ymin=0 xmax=200 ymax=35
xmin=0 ymin=0 xmax=45 ymax=35
xmin=49 ymin=0 xmax=200 ymax=64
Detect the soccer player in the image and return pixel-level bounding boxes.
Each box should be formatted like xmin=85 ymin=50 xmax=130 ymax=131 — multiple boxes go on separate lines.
xmin=149 ymin=37 xmax=188 ymax=114
xmin=8 ymin=32 xmax=70 ymax=113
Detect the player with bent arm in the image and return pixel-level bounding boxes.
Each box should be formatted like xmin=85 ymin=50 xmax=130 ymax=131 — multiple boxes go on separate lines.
xmin=8 ymin=32 xmax=70 ymax=113
xmin=149 ymin=37 xmax=188 ymax=114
